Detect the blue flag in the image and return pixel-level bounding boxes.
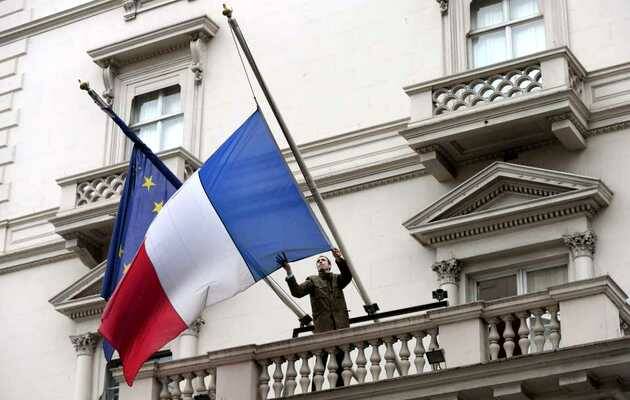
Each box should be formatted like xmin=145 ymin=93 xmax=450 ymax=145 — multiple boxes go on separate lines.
xmin=101 ymin=144 xmax=178 ymax=360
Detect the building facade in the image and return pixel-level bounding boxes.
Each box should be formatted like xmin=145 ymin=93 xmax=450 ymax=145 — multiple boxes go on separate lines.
xmin=1 ymin=0 xmax=630 ymax=399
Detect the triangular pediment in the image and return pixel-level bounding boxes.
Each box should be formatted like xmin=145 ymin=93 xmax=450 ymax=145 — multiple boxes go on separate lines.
xmin=404 ymin=162 xmax=613 ymax=246
xmin=49 ymin=261 xmax=107 ymax=320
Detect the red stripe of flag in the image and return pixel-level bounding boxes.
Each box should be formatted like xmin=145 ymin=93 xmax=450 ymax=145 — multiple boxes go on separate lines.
xmin=99 ymin=243 xmax=187 ymax=385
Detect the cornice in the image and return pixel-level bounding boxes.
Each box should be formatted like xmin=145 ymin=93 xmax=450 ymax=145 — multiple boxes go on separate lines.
xmin=87 ymin=15 xmax=219 ymax=67
xmin=0 ymin=0 xmax=120 ymax=46
xmin=0 ymin=239 xmax=74 ymax=276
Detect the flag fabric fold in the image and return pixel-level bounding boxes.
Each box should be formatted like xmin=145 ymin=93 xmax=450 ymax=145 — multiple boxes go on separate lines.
xmin=100 ymin=109 xmax=331 ymax=384
xmin=101 ymin=144 xmax=178 ymax=361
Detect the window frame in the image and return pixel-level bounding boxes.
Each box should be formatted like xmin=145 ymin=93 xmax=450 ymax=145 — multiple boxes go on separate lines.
xmin=465 ymin=252 xmax=569 ymax=302
xmin=468 ymin=0 xmax=545 ymax=68
xmin=104 ymin=50 xmax=204 ymax=165
xmin=129 ymin=85 xmax=185 ymax=154
xmin=438 ymin=0 xmax=569 ymax=75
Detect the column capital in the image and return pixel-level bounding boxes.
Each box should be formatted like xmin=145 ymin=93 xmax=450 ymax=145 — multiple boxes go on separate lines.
xmin=432 ymin=258 xmax=462 ymax=284
xmin=563 ymin=230 xmax=597 ymax=258
xmin=70 ymin=332 xmax=100 ymax=355
xmin=183 ymin=317 xmax=205 ymax=337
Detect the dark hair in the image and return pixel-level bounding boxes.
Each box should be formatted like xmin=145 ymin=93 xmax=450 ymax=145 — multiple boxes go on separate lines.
xmin=315 ymin=255 xmax=331 ymax=266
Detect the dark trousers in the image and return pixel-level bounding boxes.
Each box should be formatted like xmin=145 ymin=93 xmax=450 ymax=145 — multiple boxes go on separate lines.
xmin=312 ymin=350 xmax=345 ymax=391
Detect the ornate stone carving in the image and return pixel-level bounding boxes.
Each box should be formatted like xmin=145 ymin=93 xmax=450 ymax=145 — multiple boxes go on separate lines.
xmin=190 ymin=32 xmax=210 ymax=83
xmin=432 ymin=258 xmax=462 ymax=284
xmin=432 ymin=64 xmax=542 ymax=115
xmin=436 ymin=0 xmax=448 ymax=14
xmin=76 ymin=170 xmax=127 ymax=206
xmin=189 ymin=317 xmax=205 ymax=335
xmin=563 ymin=230 xmax=597 ymax=257
xmin=70 ymin=332 xmax=100 ymax=355
xmin=101 ymin=60 xmax=117 ymax=106
xmin=123 ymin=0 xmax=139 ymax=21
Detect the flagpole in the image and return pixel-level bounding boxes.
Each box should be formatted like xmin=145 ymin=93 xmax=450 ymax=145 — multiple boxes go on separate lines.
xmin=79 ymin=80 xmax=315 ymax=326
xmin=222 ymin=5 xmax=379 ymax=315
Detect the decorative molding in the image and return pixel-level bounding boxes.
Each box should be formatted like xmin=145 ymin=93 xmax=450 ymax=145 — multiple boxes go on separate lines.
xmin=189 ymin=32 xmax=209 ymax=83
xmin=122 ymin=0 xmax=140 ymax=21
xmin=432 ymin=258 xmax=462 ymax=284
xmin=70 ymin=332 xmax=100 ymax=355
xmin=436 ymin=0 xmax=448 ymax=14
xmin=563 ymin=230 xmax=597 ymax=258
xmin=50 ymin=261 xmax=107 ymax=320
xmin=87 ymin=15 xmax=219 ymax=68
xmin=184 ymin=317 xmax=205 ymax=337
xmin=404 ymin=162 xmax=613 ymax=246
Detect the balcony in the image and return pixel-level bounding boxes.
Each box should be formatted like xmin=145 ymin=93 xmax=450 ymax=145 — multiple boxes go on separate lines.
xmin=401 ymin=48 xmax=589 ymax=181
xmin=116 ymin=276 xmax=630 ymax=400
xmin=49 ymin=147 xmax=201 ymax=267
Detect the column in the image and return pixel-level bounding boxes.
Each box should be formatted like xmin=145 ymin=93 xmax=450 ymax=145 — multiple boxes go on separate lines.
xmin=178 ymin=317 xmax=205 ymax=358
xmin=432 ymin=258 xmax=462 ymax=306
xmin=563 ymin=230 xmax=596 ymax=280
xmin=70 ymin=332 xmax=100 ymax=400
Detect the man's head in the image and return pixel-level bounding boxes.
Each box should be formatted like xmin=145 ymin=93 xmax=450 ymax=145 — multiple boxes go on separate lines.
xmin=315 ymin=255 xmax=331 ymax=272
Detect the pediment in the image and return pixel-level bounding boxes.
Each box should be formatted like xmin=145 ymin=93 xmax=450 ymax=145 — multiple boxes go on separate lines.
xmin=49 ymin=261 xmax=106 ymax=320
xmin=404 ymin=162 xmax=613 ymax=246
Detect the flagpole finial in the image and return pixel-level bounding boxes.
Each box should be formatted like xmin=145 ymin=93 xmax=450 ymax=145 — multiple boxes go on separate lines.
xmin=222 ymin=3 xmax=233 ymax=19
xmin=79 ymin=80 xmax=90 ymax=91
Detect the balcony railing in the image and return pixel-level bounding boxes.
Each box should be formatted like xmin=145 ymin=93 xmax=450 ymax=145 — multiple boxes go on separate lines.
xmin=116 ymin=276 xmax=630 ymax=400
xmin=49 ymin=147 xmax=201 ymax=266
xmin=401 ymin=47 xmax=589 ymax=182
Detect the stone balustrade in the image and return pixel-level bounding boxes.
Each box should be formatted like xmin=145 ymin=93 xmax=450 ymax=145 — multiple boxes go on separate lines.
xmin=114 ymin=276 xmax=630 ymax=400
xmin=432 ymin=63 xmax=542 ymax=115
xmin=255 ymin=327 xmax=440 ymax=398
xmin=401 ymin=47 xmax=590 ymax=181
xmin=485 ymin=304 xmax=560 ymax=361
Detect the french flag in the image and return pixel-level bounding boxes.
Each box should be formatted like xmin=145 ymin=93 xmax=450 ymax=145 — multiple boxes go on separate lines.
xmin=100 ymin=110 xmax=331 ymax=384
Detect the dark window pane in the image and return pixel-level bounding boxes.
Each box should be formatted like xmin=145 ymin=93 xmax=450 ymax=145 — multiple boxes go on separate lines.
xmin=477 ymin=275 xmax=517 ymax=300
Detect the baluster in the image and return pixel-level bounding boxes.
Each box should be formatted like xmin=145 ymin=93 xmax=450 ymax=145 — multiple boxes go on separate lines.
xmin=192 ymin=370 xmax=207 ymax=398
xmin=413 ymin=331 xmax=426 ymax=374
xmin=326 ymin=348 xmax=339 ymax=389
xmin=258 ymin=361 xmax=271 ymax=400
xmin=501 ymin=314 xmax=515 ymax=358
xmin=383 ymin=337 xmax=397 ymax=379
xmin=312 ymin=350 xmax=325 ymax=391
xmin=531 ymin=308 xmax=546 ymax=353
xmin=488 ymin=318 xmax=500 ymax=360
xmin=207 ymin=368 xmax=216 ymax=398
xmin=516 ymin=311 xmax=531 ymax=355
xmin=427 ymin=328 xmax=439 ymax=352
xmin=548 ymin=305 xmax=561 ymax=350
xmin=283 ymin=355 xmax=297 ymax=397
xmin=169 ymin=375 xmax=182 ymax=400
xmin=298 ymin=352 xmax=311 ymax=394
xmin=340 ymin=344 xmax=354 ymax=386
xmin=181 ymin=373 xmax=194 ymax=400
xmin=398 ymin=334 xmax=411 ymax=377
xmin=272 ymin=358 xmax=285 ymax=398
xmin=369 ymin=340 xmax=382 ymax=382
xmin=355 ymin=342 xmax=368 ymax=383
xmin=159 ymin=377 xmax=171 ymax=400
xmin=427 ymin=328 xmax=439 ymax=370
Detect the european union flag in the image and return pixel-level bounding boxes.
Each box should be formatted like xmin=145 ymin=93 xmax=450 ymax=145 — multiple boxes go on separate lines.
xmin=101 ymin=144 xmax=178 ymax=360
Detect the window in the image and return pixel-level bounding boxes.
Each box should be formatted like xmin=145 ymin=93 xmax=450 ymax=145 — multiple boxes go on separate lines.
xmin=475 ymin=265 xmax=567 ymax=301
xmin=130 ymin=85 xmax=183 ymax=153
xmin=470 ymin=0 xmax=545 ymax=68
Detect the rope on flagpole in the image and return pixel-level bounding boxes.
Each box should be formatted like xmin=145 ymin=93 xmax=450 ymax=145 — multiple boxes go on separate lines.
xmin=228 ymin=19 xmax=260 ymax=109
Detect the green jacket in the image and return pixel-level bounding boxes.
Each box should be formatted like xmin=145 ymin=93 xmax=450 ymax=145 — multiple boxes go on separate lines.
xmin=286 ymin=258 xmax=352 ymax=333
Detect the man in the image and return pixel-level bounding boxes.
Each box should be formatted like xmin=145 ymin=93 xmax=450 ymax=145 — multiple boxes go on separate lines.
xmin=278 ymin=248 xmax=352 ymax=333
xmin=278 ymin=248 xmax=352 ymax=387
